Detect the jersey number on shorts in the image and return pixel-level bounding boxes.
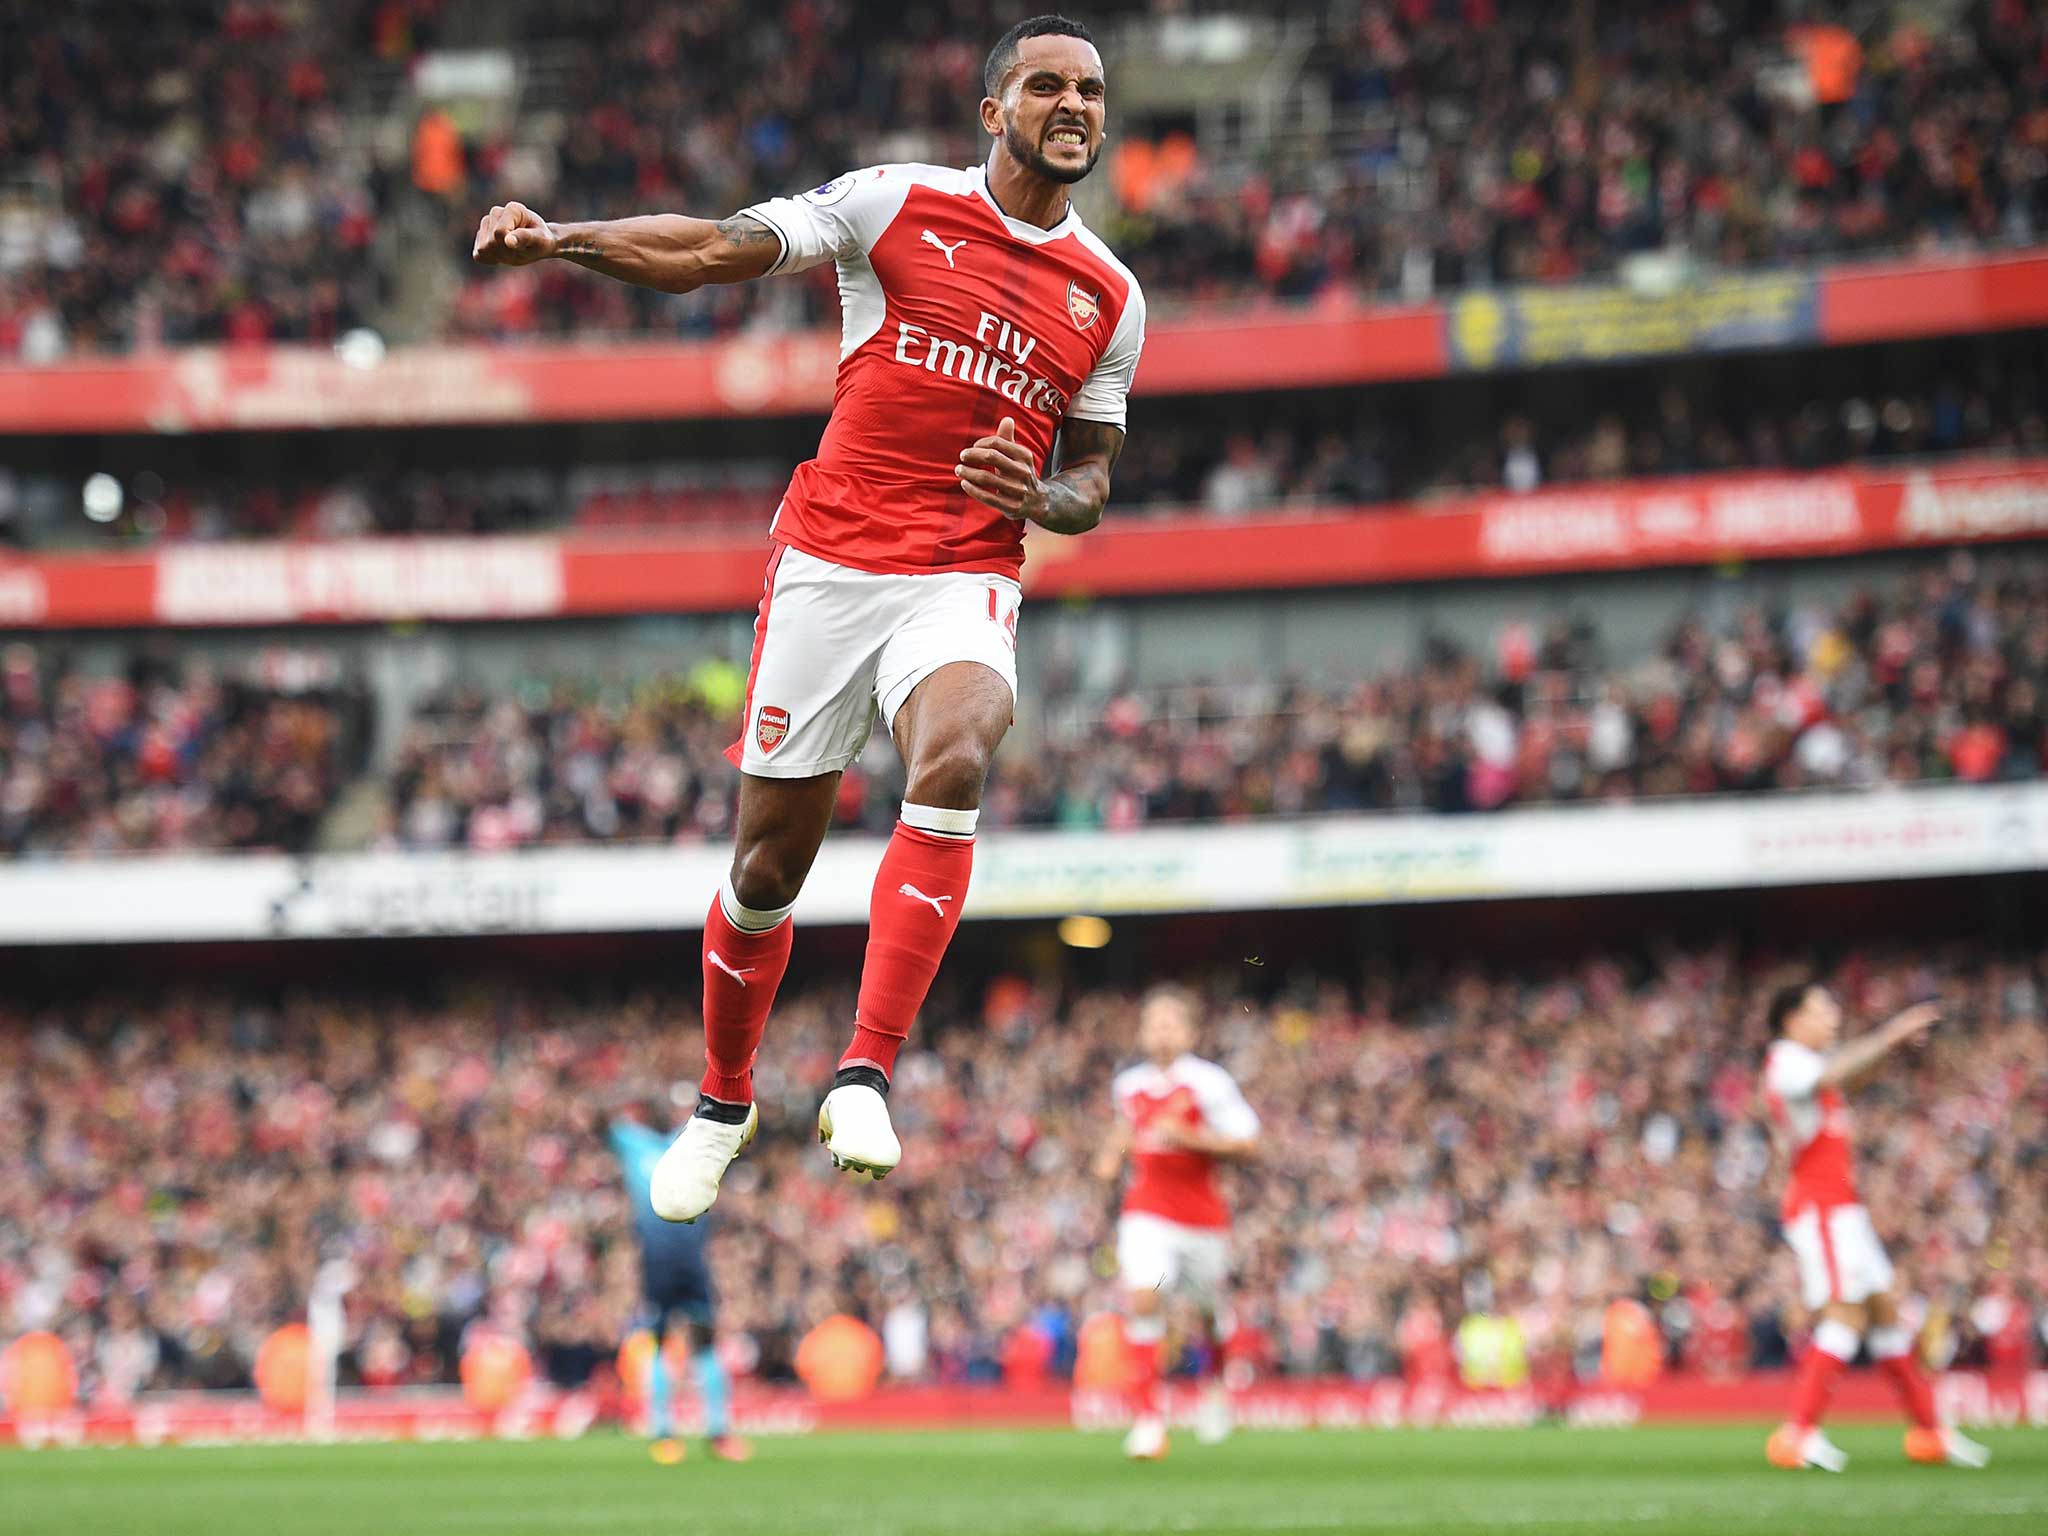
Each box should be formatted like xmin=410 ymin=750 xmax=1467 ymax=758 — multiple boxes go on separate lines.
xmin=986 ymin=588 xmax=1018 ymax=652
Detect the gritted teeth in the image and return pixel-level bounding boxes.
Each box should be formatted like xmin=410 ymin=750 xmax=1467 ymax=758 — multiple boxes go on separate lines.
xmin=1048 ymin=128 xmax=1085 ymax=145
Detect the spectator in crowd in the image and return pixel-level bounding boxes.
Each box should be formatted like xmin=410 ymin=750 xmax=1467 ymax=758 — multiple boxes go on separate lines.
xmin=0 ymin=0 xmax=410 ymax=358
xmin=0 ymin=643 xmax=368 ymax=856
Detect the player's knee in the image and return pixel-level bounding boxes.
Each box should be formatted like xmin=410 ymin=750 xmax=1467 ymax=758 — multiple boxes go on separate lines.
xmin=728 ymin=839 xmax=807 ymax=911
xmin=905 ymin=732 xmax=993 ymax=809
xmin=1126 ymin=1286 xmax=1165 ymax=1318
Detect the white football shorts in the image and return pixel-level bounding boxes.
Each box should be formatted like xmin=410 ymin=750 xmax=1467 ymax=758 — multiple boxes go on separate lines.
xmin=1117 ymin=1212 xmax=1232 ymax=1311
xmin=729 ymin=544 xmax=1021 ymax=778
xmin=1783 ymin=1203 xmax=1895 ymax=1311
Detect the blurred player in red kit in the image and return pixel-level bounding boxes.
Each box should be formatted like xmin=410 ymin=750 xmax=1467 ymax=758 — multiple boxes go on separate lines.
xmin=1093 ymin=987 xmax=1259 ymax=1459
xmin=472 ymin=16 xmax=1143 ymax=1219
xmin=1759 ymin=982 xmax=1990 ymax=1471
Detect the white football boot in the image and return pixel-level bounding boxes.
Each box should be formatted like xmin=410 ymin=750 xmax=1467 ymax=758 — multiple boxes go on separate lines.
xmin=1767 ymin=1423 xmax=1848 ymax=1472
xmin=817 ymin=1083 xmax=901 ymax=1179
xmin=1937 ymin=1428 xmax=1992 ymax=1468
xmin=649 ymin=1104 xmax=759 ymax=1223
xmin=1123 ymin=1414 xmax=1169 ymax=1461
xmin=1193 ymin=1382 xmax=1232 ymax=1445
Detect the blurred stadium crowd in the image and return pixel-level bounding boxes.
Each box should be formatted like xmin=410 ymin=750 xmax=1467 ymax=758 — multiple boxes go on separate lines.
xmin=6 ymin=551 xmax=2045 ymax=856
xmin=4 ymin=945 xmax=2042 ymax=1398
xmin=3 ymin=0 xmax=2043 ymax=357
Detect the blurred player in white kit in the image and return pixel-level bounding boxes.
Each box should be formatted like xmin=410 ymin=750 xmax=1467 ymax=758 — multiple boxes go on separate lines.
xmin=1760 ymin=981 xmax=1989 ymax=1472
xmin=1094 ymin=986 xmax=1259 ymax=1460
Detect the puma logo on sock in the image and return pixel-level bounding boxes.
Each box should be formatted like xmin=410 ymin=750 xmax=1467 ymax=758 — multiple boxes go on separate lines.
xmin=897 ymin=883 xmax=953 ymax=916
xmin=707 ymin=951 xmax=756 ymax=986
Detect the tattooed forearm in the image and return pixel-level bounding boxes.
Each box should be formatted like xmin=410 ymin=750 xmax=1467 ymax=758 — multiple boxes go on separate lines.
xmin=542 ymin=213 xmax=783 ymax=293
xmin=1037 ymin=419 xmax=1125 ymax=534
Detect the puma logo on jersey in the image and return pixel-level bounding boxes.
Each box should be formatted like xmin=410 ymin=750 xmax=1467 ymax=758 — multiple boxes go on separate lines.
xmin=921 ymin=230 xmax=967 ymax=267
xmin=707 ymin=951 xmax=756 ymax=986
xmin=897 ymin=883 xmax=953 ymax=916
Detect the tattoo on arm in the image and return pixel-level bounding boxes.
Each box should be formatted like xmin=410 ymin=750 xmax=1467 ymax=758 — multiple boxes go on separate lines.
xmin=1038 ymin=419 xmax=1125 ymax=534
xmin=551 ymin=212 xmax=782 ymax=291
xmin=714 ymin=214 xmax=782 ymax=255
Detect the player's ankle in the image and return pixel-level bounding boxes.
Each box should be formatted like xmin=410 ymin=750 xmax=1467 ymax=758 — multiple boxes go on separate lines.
xmin=695 ymin=1093 xmax=754 ymax=1125
xmin=833 ymin=1064 xmax=890 ymax=1097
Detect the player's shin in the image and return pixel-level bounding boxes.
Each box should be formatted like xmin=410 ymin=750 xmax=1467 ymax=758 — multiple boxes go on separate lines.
xmin=1869 ymin=1325 xmax=1938 ymax=1430
xmin=647 ymin=1340 xmax=675 ymax=1439
xmin=1791 ymin=1317 xmax=1859 ymax=1428
xmin=838 ymin=804 xmax=975 ymax=1083
xmin=1126 ymin=1311 xmax=1167 ymax=1418
xmin=701 ymin=877 xmax=796 ymax=1110
xmin=694 ymin=1341 xmax=733 ymax=1439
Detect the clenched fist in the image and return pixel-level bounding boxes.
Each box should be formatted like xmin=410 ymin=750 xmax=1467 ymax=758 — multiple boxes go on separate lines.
xmin=955 ymin=417 xmax=1046 ymax=521
xmin=472 ymin=202 xmax=557 ymax=265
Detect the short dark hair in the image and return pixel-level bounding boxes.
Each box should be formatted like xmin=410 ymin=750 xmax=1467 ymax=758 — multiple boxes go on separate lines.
xmin=984 ymin=15 xmax=1097 ymax=98
xmin=1767 ymin=981 xmax=1818 ymax=1035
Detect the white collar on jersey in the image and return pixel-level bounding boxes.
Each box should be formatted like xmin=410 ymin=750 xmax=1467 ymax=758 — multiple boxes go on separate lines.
xmin=970 ymin=160 xmax=1081 ymax=244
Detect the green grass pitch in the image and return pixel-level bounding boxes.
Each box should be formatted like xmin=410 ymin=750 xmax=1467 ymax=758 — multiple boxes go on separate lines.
xmin=4 ymin=1425 xmax=2043 ymax=1536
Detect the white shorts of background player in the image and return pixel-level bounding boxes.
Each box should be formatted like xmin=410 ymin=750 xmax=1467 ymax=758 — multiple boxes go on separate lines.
xmin=735 ymin=546 xmax=1022 ymax=778
xmin=1783 ymin=1203 xmax=1895 ymax=1312
xmin=1117 ymin=1212 xmax=1232 ymax=1313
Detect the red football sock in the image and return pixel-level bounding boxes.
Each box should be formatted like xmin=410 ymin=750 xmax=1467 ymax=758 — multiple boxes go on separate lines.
xmin=1790 ymin=1339 xmax=1851 ymax=1430
xmin=1879 ymin=1354 xmax=1938 ymax=1430
xmin=1871 ymin=1328 xmax=1937 ymax=1430
xmin=699 ymin=888 xmax=794 ymax=1104
xmin=1127 ymin=1324 xmax=1166 ymax=1418
xmin=840 ymin=814 xmax=972 ymax=1078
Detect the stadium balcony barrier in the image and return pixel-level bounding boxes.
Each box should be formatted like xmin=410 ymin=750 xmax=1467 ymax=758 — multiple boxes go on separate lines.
xmin=3 ymin=1370 xmax=2042 ymax=1449
xmin=0 ymin=249 xmax=2043 ymax=437
xmin=0 ymin=783 xmax=2040 ymax=945
xmin=2 ymin=454 xmax=2044 ymax=630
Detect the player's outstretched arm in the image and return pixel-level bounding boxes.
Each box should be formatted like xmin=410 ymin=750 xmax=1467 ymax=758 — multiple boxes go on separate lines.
xmin=1820 ymin=1002 xmax=1940 ymax=1088
xmin=471 ymin=202 xmax=782 ymax=294
xmin=957 ymin=416 xmax=1124 ymax=535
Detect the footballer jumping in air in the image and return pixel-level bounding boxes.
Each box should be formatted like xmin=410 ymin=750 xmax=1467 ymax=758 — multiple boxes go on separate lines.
xmin=473 ymin=16 xmax=1143 ymax=1218
xmin=1093 ymin=987 xmax=1259 ymax=1460
xmin=1759 ymin=982 xmax=1990 ymax=1472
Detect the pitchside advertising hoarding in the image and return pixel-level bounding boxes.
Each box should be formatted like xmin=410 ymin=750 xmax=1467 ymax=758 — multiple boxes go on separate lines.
xmin=3 ymin=1372 xmax=2043 ymax=1448
xmin=0 ymin=784 xmax=2038 ymax=945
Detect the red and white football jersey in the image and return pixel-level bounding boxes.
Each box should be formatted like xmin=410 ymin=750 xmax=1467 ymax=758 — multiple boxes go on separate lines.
xmin=1112 ymin=1054 xmax=1259 ymax=1231
xmin=1761 ymin=1039 xmax=1860 ymax=1220
xmin=741 ymin=162 xmax=1146 ymax=578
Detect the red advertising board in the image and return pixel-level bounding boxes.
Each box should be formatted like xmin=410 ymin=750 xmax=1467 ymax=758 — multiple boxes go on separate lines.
xmin=2 ymin=457 xmax=2043 ymax=631
xmin=0 ymin=304 xmax=1445 ymax=435
xmin=2 ymin=1370 xmax=2041 ymax=1448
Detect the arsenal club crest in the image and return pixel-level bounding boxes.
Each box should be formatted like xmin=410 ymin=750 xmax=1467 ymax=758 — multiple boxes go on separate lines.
xmin=756 ymin=705 xmax=790 ymax=754
xmin=1066 ymin=280 xmax=1100 ymax=332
